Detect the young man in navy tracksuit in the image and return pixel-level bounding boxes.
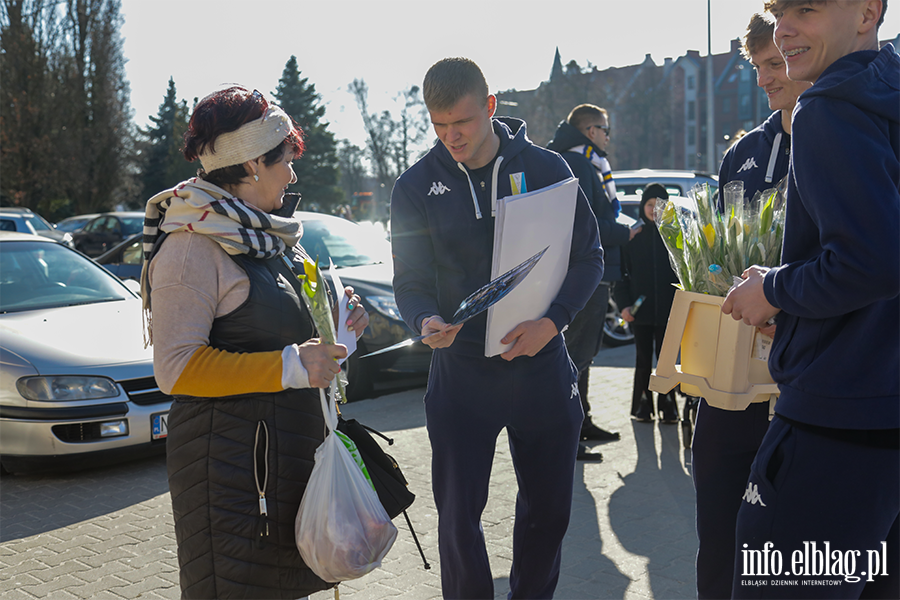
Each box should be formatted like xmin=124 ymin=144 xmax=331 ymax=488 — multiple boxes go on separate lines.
xmin=692 ymin=13 xmax=810 ymax=599
xmin=390 ymin=57 xmax=603 ymax=599
xmin=724 ymin=1 xmax=899 ymax=597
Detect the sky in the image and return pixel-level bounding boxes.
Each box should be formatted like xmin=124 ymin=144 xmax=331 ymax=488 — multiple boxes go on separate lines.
xmin=120 ymin=0 xmax=900 ymax=148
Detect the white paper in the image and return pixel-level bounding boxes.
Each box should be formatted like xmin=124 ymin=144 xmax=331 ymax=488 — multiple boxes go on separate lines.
xmin=485 ymin=177 xmax=578 ymax=357
xmin=329 ymin=259 xmax=357 ymax=364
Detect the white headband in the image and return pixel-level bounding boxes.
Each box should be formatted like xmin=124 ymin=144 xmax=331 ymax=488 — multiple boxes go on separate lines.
xmin=199 ymin=105 xmax=292 ymax=173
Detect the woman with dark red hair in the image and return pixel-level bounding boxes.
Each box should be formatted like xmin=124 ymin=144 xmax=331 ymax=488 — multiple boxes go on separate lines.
xmin=140 ymin=86 xmax=368 ymax=599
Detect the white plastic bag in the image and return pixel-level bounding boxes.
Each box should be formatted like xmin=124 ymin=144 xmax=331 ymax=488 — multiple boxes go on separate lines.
xmin=295 ymin=385 xmax=397 ymax=581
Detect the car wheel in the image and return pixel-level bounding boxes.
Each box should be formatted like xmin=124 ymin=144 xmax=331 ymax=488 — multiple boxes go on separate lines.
xmin=602 ymin=297 xmax=634 ymax=347
xmin=345 ymin=342 xmax=374 ymax=402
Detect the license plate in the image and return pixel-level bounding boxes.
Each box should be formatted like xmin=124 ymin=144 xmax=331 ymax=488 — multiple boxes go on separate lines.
xmin=151 ymin=412 xmax=168 ymax=440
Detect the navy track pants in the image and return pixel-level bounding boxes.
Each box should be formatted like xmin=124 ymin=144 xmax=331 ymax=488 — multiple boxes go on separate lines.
xmin=424 ymin=343 xmax=583 ymax=599
xmin=692 ymin=398 xmax=771 ymax=599
xmin=732 ymin=416 xmax=900 ymax=599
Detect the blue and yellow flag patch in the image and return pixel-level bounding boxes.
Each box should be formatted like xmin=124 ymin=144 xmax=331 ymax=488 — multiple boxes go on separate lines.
xmin=509 ymin=172 xmax=527 ymax=195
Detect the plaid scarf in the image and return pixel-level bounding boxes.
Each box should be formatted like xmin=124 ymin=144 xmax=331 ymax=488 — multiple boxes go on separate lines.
xmin=139 ymin=178 xmax=302 ymax=339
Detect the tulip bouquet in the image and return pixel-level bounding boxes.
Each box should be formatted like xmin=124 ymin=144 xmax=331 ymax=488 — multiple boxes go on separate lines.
xmin=296 ymin=257 xmax=349 ymax=403
xmin=653 ymin=181 xmax=786 ymax=297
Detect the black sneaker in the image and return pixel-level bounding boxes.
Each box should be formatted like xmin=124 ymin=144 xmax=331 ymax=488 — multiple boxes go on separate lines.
xmin=659 ymin=394 xmax=679 ymax=424
xmin=633 ymin=396 xmax=654 ymax=422
xmin=576 ymin=443 xmax=603 ymax=462
xmin=580 ymin=422 xmax=621 ymax=442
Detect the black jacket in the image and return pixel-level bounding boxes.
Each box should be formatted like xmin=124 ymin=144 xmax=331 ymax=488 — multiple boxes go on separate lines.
xmin=547 ymin=121 xmax=630 ymax=282
xmin=165 ymin=249 xmax=333 ymax=599
xmin=615 ymin=194 xmax=679 ymax=327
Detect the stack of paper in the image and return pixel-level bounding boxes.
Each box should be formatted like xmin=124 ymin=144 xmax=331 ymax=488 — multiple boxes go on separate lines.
xmin=485 ymin=177 xmax=578 ymax=357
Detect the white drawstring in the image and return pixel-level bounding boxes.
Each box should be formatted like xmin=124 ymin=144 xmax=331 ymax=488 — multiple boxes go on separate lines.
xmin=765 ymin=132 xmax=782 ymax=184
xmin=490 ymin=157 xmax=504 ymax=217
xmin=458 ymin=163 xmax=482 ymax=220
xmin=457 ymin=157 xmax=505 ymax=219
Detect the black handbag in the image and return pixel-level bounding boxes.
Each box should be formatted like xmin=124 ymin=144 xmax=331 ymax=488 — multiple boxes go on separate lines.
xmin=336 ymin=415 xmax=430 ymax=569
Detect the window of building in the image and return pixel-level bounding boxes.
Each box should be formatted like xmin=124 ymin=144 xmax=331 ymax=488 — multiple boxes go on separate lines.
xmin=688 ymin=127 xmax=696 ymax=145
xmin=687 ymin=75 xmax=695 ymax=90
xmin=688 ymin=100 xmax=696 ymax=120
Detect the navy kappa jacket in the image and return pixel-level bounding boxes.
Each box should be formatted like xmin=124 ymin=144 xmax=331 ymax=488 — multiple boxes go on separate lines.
xmin=390 ymin=117 xmax=604 ymax=358
xmin=718 ymin=109 xmax=791 ymax=201
xmin=762 ymin=45 xmax=900 ymax=430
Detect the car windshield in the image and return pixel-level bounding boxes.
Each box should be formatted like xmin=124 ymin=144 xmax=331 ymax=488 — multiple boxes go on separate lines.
xmin=0 ymin=240 xmax=132 ymax=313
xmin=121 ymin=217 xmax=144 ymax=236
xmin=55 ymin=218 xmax=89 ymax=232
xmin=27 ymin=214 xmax=53 ymax=232
xmin=298 ymin=217 xmax=390 ymax=268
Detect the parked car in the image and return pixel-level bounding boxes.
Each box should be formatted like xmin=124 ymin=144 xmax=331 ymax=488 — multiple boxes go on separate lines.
xmin=95 ymin=211 xmax=432 ymax=400
xmin=0 ymin=232 xmax=172 ymax=475
xmin=614 ymin=169 xmax=717 ymax=198
xmin=95 ymin=232 xmax=144 ymax=281
xmin=55 ymin=213 xmax=100 ymax=233
xmin=0 ymin=207 xmax=74 ymax=248
xmin=72 ymin=211 xmax=145 ymax=257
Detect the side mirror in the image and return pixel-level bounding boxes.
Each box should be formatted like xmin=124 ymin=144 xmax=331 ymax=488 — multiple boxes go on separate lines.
xmin=123 ymin=278 xmax=142 ymax=296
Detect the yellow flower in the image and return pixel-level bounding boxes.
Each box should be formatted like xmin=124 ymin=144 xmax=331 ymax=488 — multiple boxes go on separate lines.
xmin=303 ymin=258 xmax=318 ymax=285
xmin=703 ymin=223 xmax=716 ymax=248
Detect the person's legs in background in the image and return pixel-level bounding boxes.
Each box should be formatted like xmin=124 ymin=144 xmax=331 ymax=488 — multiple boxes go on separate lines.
xmin=564 ymin=282 xmax=620 ymax=460
xmin=631 ymin=323 xmax=656 ymax=421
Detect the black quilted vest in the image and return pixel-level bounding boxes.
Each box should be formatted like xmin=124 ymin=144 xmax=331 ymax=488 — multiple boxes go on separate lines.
xmin=164 ymin=248 xmax=335 ymax=599
xmin=209 ymin=252 xmax=315 ymax=353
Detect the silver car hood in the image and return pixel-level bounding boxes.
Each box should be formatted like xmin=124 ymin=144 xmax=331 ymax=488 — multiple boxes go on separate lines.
xmin=0 ymin=299 xmax=152 ymax=375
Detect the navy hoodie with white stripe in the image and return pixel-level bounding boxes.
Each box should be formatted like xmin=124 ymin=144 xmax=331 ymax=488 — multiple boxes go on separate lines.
xmin=762 ymin=45 xmax=900 ymax=430
xmin=391 ymin=117 xmax=604 ymax=358
xmin=718 ymin=110 xmax=790 ymax=197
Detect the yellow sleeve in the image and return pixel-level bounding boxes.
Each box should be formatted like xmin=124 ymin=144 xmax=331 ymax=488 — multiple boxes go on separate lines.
xmin=170 ymin=346 xmax=284 ymax=397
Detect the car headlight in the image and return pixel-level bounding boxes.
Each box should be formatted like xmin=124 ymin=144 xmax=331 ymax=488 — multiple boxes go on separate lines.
xmin=367 ymin=294 xmax=403 ymax=321
xmin=17 ymin=376 xmax=120 ymax=401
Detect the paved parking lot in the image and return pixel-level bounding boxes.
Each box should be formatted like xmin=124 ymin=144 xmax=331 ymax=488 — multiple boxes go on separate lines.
xmin=0 ymin=344 xmax=699 ymax=600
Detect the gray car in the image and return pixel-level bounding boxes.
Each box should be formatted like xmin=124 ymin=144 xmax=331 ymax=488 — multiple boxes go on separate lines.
xmin=0 ymin=232 xmax=171 ymax=474
xmin=0 ymin=207 xmax=74 ymax=248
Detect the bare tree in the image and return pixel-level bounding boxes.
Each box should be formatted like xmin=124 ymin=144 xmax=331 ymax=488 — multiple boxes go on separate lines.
xmin=349 ymin=78 xmax=396 ymax=185
xmin=0 ymin=0 xmax=134 ymax=217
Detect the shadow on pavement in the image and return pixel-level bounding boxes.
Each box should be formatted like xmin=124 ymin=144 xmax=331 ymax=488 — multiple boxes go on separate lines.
xmin=562 ymin=462 xmax=632 ymax=598
xmin=341 ymin=382 xmax=428 ymax=432
xmin=0 ymin=452 xmax=169 ymax=541
xmin=608 ymin=420 xmax=698 ymax=599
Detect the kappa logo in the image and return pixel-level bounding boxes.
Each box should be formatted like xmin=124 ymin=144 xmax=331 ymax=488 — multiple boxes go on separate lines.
xmin=743 ymin=482 xmax=767 ymax=507
xmin=737 ymin=157 xmax=759 ymax=173
xmin=428 ymin=181 xmax=451 ymax=196
xmin=570 ymin=382 xmax=579 ymax=399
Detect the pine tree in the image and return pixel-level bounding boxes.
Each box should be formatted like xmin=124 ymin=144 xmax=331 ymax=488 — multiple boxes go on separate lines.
xmin=273 ymin=56 xmax=342 ymax=213
xmin=139 ymin=77 xmax=194 ymax=199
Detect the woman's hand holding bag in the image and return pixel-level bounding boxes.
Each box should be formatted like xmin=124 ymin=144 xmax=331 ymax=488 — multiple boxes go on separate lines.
xmin=295 ymin=383 xmax=397 ymax=582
